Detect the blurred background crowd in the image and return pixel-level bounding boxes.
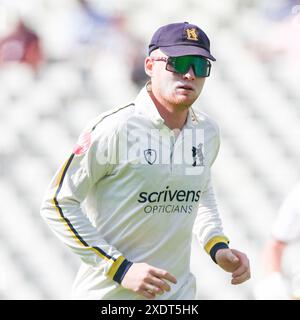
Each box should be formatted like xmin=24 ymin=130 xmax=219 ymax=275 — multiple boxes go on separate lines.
xmin=0 ymin=0 xmax=300 ymax=299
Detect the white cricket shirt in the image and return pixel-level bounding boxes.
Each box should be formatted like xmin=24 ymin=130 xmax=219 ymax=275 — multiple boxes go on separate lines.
xmin=41 ymin=86 xmax=229 ymax=300
xmin=272 ymin=182 xmax=300 ymax=298
xmin=272 ymin=182 xmax=300 ymax=242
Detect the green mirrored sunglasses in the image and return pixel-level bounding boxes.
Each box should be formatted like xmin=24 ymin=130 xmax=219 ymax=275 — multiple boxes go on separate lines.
xmin=152 ymin=55 xmax=211 ymax=77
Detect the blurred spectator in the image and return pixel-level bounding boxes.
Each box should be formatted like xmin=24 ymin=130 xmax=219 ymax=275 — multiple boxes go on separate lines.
xmin=68 ymin=1 xmax=147 ymax=98
xmin=0 ymin=20 xmax=43 ymax=70
xmin=70 ymin=0 xmax=129 ymax=50
xmin=73 ymin=0 xmax=112 ymax=45
xmin=252 ymin=0 xmax=300 ymax=62
xmin=66 ymin=0 xmax=147 ymax=90
xmin=253 ymin=181 xmax=300 ymax=299
xmin=127 ymin=37 xmax=148 ymax=89
xmin=261 ymin=0 xmax=300 ymax=21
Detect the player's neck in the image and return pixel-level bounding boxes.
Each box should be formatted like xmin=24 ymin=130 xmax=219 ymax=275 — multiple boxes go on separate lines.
xmin=148 ymin=91 xmax=188 ymax=131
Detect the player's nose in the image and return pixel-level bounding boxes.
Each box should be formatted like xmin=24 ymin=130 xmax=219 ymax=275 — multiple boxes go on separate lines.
xmin=183 ymin=66 xmax=196 ymax=80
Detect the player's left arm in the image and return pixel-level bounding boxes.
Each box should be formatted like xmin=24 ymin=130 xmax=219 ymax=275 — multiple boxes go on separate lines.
xmin=194 ymin=120 xmax=250 ymax=284
xmin=194 ymin=181 xmax=251 ymax=285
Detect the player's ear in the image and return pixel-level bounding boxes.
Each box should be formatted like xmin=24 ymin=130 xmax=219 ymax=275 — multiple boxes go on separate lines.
xmin=144 ymin=56 xmax=153 ymax=77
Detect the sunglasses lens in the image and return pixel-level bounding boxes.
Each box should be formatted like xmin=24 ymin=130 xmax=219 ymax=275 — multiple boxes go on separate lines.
xmin=194 ymin=57 xmax=210 ymax=77
xmin=170 ymin=56 xmax=190 ymax=74
xmin=168 ymin=56 xmax=210 ymax=77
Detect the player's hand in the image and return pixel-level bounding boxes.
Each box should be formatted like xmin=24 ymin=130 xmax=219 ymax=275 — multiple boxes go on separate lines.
xmin=215 ymin=248 xmax=250 ymax=285
xmin=121 ymin=262 xmax=177 ymax=299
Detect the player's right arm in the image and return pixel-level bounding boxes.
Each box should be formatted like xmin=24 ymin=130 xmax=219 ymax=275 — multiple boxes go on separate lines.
xmin=40 ymin=123 xmax=132 ymax=285
xmin=40 ymin=121 xmax=176 ymax=298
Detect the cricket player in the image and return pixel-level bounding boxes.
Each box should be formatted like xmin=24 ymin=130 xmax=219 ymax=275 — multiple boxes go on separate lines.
xmin=254 ymin=181 xmax=300 ymax=299
xmin=40 ymin=22 xmax=250 ymax=300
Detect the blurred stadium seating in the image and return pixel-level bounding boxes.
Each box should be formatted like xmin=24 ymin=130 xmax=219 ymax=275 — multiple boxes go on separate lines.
xmin=0 ymin=0 xmax=299 ymax=299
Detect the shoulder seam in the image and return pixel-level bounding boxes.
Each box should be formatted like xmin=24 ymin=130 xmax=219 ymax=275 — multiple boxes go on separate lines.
xmin=91 ymin=103 xmax=135 ymax=131
xmin=197 ymin=110 xmax=219 ymax=133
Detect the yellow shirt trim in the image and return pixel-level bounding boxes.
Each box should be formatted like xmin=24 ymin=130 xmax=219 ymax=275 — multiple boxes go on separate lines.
xmin=204 ymin=236 xmax=229 ymax=254
xmin=107 ymin=256 xmax=126 ymax=279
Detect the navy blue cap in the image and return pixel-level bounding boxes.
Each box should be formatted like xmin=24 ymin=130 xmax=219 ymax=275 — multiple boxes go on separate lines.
xmin=149 ymin=22 xmax=216 ymax=61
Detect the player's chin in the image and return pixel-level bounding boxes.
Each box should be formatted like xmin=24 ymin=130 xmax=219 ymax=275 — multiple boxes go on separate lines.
xmin=174 ymin=94 xmax=197 ymax=106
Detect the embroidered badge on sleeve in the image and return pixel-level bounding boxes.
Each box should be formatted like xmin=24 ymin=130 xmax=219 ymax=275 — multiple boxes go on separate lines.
xmin=73 ymin=131 xmax=91 ymax=155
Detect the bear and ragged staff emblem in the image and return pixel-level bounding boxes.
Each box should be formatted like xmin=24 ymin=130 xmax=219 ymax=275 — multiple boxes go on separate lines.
xmin=192 ymin=143 xmax=204 ymax=167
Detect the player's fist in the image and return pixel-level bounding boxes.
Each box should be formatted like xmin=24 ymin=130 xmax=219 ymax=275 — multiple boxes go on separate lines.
xmin=121 ymin=262 xmax=177 ymax=299
xmin=216 ymin=248 xmax=251 ymax=285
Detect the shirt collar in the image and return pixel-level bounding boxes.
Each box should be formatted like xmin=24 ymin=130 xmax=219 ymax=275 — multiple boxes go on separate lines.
xmin=134 ymin=85 xmax=200 ymax=128
xmin=134 ymin=86 xmax=164 ymax=128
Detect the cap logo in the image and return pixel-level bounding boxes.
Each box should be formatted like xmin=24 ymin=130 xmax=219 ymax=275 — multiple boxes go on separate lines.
xmin=186 ymin=28 xmax=198 ymax=41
